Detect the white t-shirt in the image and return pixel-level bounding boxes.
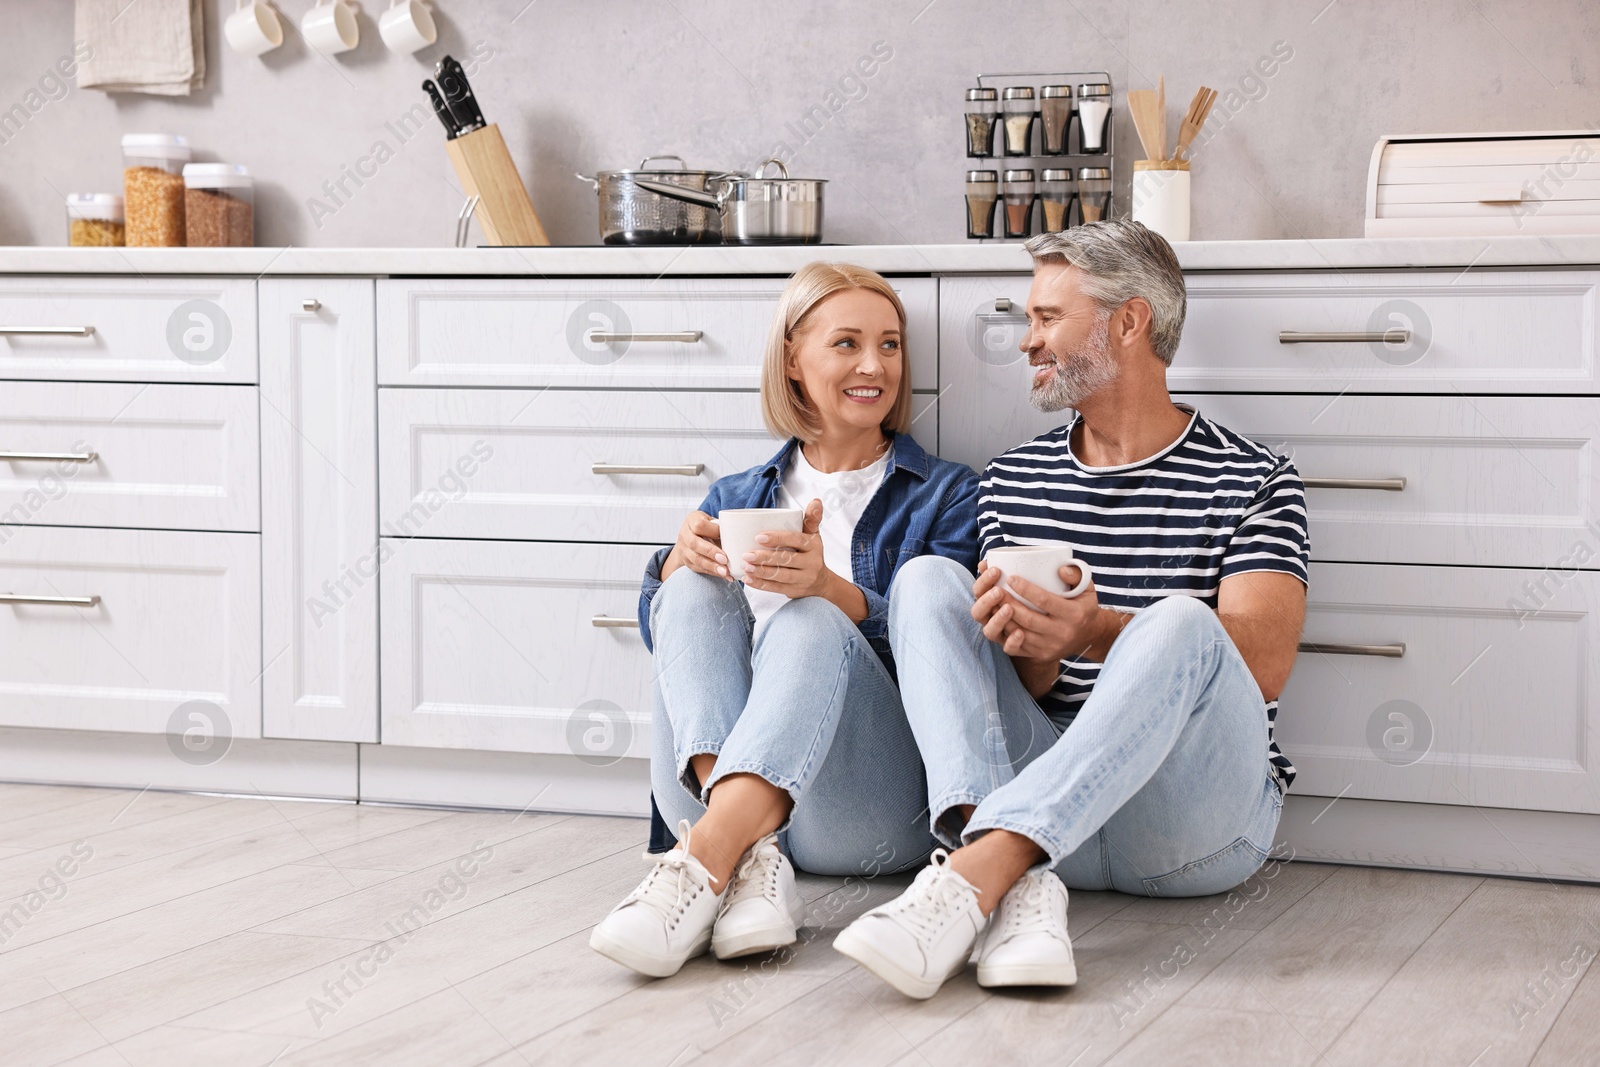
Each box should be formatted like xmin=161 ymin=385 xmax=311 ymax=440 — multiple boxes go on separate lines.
xmin=744 ymin=445 xmax=890 ymax=636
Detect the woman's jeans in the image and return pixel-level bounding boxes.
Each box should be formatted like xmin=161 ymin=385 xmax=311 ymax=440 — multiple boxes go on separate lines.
xmin=886 ymin=555 xmax=1285 ymax=897
xmin=649 ymin=566 xmax=937 ymax=877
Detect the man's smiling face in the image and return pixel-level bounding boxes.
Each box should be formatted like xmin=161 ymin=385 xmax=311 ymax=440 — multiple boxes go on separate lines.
xmin=1021 ymin=262 xmax=1120 ymax=413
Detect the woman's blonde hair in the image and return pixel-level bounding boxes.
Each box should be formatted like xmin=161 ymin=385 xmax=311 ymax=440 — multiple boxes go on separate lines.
xmin=760 ymin=262 xmax=913 ymax=443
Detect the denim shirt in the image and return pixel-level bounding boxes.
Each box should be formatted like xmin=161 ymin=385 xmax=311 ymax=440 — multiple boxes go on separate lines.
xmin=636 ymin=431 xmax=980 ymax=675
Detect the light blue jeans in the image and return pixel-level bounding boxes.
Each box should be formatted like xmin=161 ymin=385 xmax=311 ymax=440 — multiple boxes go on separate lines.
xmin=886 ymin=555 xmax=1285 ymax=897
xmin=648 ymin=566 xmax=938 ymax=877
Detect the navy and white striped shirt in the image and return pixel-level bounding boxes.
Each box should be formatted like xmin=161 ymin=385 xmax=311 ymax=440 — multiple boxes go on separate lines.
xmin=979 ymin=404 xmax=1310 ymax=793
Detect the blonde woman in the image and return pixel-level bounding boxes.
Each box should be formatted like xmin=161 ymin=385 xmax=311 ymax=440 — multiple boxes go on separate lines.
xmin=589 ymin=263 xmax=980 ymax=978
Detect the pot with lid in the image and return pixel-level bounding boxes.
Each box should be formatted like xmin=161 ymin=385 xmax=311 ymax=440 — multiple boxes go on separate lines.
xmin=576 ymin=155 xmax=739 ymax=245
xmin=633 ymin=159 xmax=825 ymax=245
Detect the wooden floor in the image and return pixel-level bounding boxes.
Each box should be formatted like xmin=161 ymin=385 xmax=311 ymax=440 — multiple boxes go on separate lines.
xmin=0 ymin=782 xmax=1597 ymax=1067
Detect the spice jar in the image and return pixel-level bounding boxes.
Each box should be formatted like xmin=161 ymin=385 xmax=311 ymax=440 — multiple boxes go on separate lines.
xmin=964 ymin=87 xmax=999 ymax=158
xmin=965 ymin=169 xmax=999 ymax=239
xmin=1002 ymin=169 xmax=1036 ymax=238
xmin=66 ymin=193 xmax=125 ymax=247
xmin=1077 ymin=83 xmax=1112 ymax=154
xmin=1040 ymin=85 xmax=1073 ymax=155
xmin=1040 ymin=169 xmax=1075 ymax=233
xmin=182 ymin=164 xmax=255 ymax=247
xmin=121 ymin=133 xmax=190 ymax=246
xmin=1077 ymin=167 xmax=1112 ymax=223
xmin=1001 ymin=87 xmax=1036 ymax=157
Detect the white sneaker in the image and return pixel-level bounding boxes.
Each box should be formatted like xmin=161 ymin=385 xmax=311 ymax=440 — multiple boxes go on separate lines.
xmin=589 ymin=819 xmax=725 ymax=977
xmin=712 ymin=832 xmax=805 ymax=959
xmin=974 ymin=864 xmax=1077 ymax=987
xmin=832 ymin=850 xmax=988 ymax=999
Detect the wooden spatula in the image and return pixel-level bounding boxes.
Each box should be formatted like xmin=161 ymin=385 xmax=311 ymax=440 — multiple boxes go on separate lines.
xmin=1126 ymin=89 xmax=1163 ymax=161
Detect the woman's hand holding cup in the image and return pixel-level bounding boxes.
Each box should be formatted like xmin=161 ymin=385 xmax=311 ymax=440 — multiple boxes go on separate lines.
xmin=739 ymin=499 xmax=831 ymax=599
xmin=667 ymin=510 xmax=729 ymax=580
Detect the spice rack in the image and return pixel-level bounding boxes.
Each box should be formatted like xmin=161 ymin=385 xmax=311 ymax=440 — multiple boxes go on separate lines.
xmin=964 ymin=70 xmax=1117 ymax=242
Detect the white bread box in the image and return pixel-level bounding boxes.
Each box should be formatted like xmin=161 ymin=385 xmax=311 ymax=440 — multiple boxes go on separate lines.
xmin=1365 ymin=131 xmax=1600 ymax=237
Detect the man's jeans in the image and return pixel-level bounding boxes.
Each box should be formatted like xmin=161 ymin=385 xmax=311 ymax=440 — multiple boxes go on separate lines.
xmin=649 ymin=566 xmax=937 ymax=877
xmin=887 ymin=555 xmax=1285 ymax=897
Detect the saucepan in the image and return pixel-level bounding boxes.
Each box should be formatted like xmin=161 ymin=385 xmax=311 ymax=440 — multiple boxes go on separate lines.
xmin=632 ymin=159 xmax=825 ymax=245
xmin=576 ymin=155 xmax=740 ymax=246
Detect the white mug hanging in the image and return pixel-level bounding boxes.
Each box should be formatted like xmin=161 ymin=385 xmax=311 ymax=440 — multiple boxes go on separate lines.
xmin=302 ymin=0 xmax=360 ymax=56
xmin=379 ymin=0 xmax=437 ymax=55
xmin=224 ymin=0 xmax=285 ymax=56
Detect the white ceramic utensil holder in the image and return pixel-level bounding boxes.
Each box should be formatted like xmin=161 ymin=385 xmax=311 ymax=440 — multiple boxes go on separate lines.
xmin=1132 ymin=161 xmax=1190 ymax=242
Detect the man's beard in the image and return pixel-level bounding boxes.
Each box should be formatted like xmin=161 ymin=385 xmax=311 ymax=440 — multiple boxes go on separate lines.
xmin=1028 ymin=310 xmax=1118 ymax=413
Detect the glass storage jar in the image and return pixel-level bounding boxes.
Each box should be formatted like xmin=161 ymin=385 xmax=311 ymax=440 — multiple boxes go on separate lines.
xmin=1077 ymin=166 xmax=1113 ymax=223
xmin=1039 ymin=85 xmax=1073 ymax=155
xmin=965 ymin=169 xmax=999 ymax=239
xmin=182 ymin=163 xmax=255 ymax=247
xmin=1040 ymin=169 xmax=1075 ymax=232
xmin=66 ymin=193 xmax=125 ymax=247
xmin=1002 ymin=168 xmax=1036 ymax=238
xmin=1001 ymin=87 xmax=1037 ymax=156
xmin=121 ymin=133 xmax=190 ymax=246
xmin=965 ymin=87 xmax=999 ymax=157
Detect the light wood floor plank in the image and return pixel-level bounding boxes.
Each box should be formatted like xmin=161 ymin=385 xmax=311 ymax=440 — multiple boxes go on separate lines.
xmin=309 ymin=808 xmax=572 ymax=874
xmin=0 ymin=788 xmax=225 ymax=854
xmin=1109 ymin=856 xmax=1339 ymax=931
xmin=275 ymin=987 xmax=520 ymax=1067
xmin=1528 ymin=931 xmax=1600 ymax=1065
xmin=0 ymin=785 xmax=119 ymax=830
xmin=1102 ymin=1004 xmax=1348 ymax=1066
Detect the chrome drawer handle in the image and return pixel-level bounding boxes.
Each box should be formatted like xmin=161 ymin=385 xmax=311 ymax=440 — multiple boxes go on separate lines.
xmin=584 ymin=329 xmax=704 ymax=344
xmin=1279 ymin=329 xmax=1409 ymax=344
xmin=591 ymin=614 xmax=639 ymax=628
xmin=1 ymin=593 xmax=100 ymax=607
xmin=302 ymin=299 xmax=321 ymax=312
xmin=0 ymin=450 xmax=97 ymax=463
xmin=592 ymin=462 xmax=706 ymax=477
xmin=0 ymin=326 xmax=95 ymax=337
xmin=1303 ymin=477 xmax=1406 ymax=491
xmin=1299 ymin=641 xmax=1405 ymax=658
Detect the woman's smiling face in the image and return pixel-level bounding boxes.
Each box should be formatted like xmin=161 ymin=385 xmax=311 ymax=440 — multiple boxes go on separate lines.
xmin=785 ymin=287 xmax=904 ymax=439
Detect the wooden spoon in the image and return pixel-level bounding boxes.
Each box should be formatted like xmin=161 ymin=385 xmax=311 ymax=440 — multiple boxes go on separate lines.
xmin=1126 ymin=89 xmax=1163 ymax=161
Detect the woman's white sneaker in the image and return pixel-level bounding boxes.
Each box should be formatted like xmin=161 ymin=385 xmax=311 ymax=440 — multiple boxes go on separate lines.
xmin=712 ymin=832 xmax=806 ymax=959
xmin=832 ymin=850 xmax=987 ymax=999
xmin=973 ymin=864 xmax=1077 ymax=988
xmin=589 ymin=819 xmax=725 ymax=978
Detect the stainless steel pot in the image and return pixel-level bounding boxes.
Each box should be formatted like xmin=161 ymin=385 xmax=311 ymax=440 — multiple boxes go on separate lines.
xmin=575 ymin=155 xmax=738 ymax=245
xmin=633 ymin=159 xmax=825 ymax=245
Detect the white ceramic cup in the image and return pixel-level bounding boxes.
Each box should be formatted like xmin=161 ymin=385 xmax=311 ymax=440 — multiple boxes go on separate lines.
xmin=716 ymin=508 xmax=804 ymax=581
xmin=302 ymin=0 xmax=360 ymax=55
xmin=983 ymin=544 xmax=1093 ymax=610
xmin=1132 ymin=167 xmax=1192 ymax=243
xmin=379 ymin=0 xmax=436 ymax=54
xmin=224 ymin=0 xmax=284 ymax=55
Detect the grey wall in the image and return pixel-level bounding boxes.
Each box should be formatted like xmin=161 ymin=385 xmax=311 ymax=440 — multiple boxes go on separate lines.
xmin=0 ymin=0 xmax=1596 ymax=248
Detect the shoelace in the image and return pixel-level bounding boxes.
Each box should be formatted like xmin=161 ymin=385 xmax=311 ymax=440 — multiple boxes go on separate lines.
xmin=998 ymin=872 xmax=1061 ymax=939
xmin=622 ymin=820 xmax=708 ymax=929
xmin=720 ymin=838 xmax=782 ymax=914
xmin=884 ymin=850 xmax=975 ymax=941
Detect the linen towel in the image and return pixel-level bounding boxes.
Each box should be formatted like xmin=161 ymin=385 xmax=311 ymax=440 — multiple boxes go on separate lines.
xmin=75 ymin=0 xmax=205 ymax=96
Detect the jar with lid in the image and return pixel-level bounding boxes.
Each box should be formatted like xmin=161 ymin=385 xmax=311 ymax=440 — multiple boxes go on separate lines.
xmin=1001 ymin=87 xmax=1036 ymax=156
xmin=1077 ymin=84 xmax=1112 ymax=154
xmin=965 ymin=169 xmax=999 ymax=239
xmin=65 ymin=194 xmax=124 ymax=247
xmin=1040 ymin=169 xmax=1075 ymax=233
xmin=965 ymin=87 xmax=999 ymax=157
xmin=1039 ymin=85 xmax=1073 ymax=155
xmin=1077 ymin=167 xmax=1113 ymax=223
xmin=1002 ymin=169 xmax=1036 ymax=238
xmin=121 ymin=133 xmax=190 ymax=246
xmin=183 ymin=164 xmax=254 ymax=247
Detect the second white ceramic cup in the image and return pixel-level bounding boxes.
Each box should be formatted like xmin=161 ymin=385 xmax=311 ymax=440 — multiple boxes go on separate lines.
xmin=379 ymin=0 xmax=436 ymax=54
xmin=983 ymin=544 xmax=1093 ymax=610
xmin=303 ymin=0 xmax=360 ymax=55
xmin=717 ymin=508 xmax=804 ymax=581
xmin=224 ymin=0 xmax=284 ymax=55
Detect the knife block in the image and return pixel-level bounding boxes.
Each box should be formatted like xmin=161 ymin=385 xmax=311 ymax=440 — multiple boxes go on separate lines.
xmin=444 ymin=124 xmax=550 ymax=246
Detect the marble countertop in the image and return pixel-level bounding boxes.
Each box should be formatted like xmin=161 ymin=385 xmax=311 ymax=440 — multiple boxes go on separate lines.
xmin=2 ymin=235 xmax=1599 ymax=275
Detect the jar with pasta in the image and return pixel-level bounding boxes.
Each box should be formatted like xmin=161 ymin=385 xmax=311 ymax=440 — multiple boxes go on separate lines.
xmin=121 ymin=133 xmax=191 ymax=246
xmin=182 ymin=164 xmax=254 ymax=247
xmin=66 ymin=193 xmax=125 ymax=247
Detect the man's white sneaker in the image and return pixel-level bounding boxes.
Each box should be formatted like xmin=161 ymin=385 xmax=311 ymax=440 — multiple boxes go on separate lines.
xmin=974 ymin=864 xmax=1077 ymax=987
xmin=590 ymin=819 xmax=725 ymax=978
xmin=832 ymin=850 xmax=988 ymax=999
xmin=712 ymin=832 xmax=806 ymax=959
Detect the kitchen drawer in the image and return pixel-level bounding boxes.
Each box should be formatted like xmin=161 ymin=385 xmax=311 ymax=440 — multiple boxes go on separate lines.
xmin=0 ymin=525 xmax=260 ymax=736
xmin=1278 ymin=562 xmax=1600 ymax=814
xmin=0 ymin=276 xmax=257 ymax=384
xmin=379 ymin=538 xmax=656 ymax=756
xmin=376 ymin=277 xmax=938 ymax=390
xmin=0 ymin=381 xmax=260 ymax=533
xmin=1188 ymin=394 xmax=1600 ymax=569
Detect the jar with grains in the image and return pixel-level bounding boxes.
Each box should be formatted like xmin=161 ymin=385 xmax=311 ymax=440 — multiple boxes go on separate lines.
xmin=182 ymin=163 xmax=254 ymax=247
xmin=121 ymin=133 xmax=191 ymax=246
xmin=66 ymin=193 xmax=125 ymax=247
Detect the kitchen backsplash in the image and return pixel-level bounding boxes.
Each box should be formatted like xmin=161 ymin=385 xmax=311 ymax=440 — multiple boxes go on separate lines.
xmin=0 ymin=0 xmax=1595 ymax=248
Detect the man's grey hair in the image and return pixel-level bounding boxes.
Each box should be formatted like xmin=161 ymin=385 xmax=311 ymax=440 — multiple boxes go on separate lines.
xmin=1024 ymin=220 xmax=1187 ymax=365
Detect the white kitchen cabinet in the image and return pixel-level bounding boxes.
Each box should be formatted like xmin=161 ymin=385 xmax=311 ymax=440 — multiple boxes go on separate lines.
xmin=0 ymin=381 xmax=260 ymax=533
xmin=379 ymin=537 xmax=657 ymax=757
xmin=259 ymin=279 xmax=379 ymax=743
xmin=0 ymin=524 xmax=260 ymax=736
xmin=1280 ymin=562 xmax=1600 ymax=815
xmin=0 ymin=276 xmax=257 ymax=384
xmin=376 ymin=277 xmax=938 ymax=391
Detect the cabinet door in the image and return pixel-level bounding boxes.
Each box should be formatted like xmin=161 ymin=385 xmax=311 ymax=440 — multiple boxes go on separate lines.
xmin=259 ymin=280 xmax=378 ymax=743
